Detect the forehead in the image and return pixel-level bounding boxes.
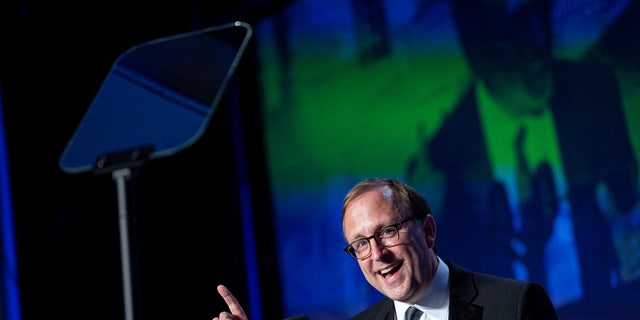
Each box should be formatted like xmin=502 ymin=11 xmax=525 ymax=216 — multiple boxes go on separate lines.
xmin=343 ymin=190 xmax=401 ymax=237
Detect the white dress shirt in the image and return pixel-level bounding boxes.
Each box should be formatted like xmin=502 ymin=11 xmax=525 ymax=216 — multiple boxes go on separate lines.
xmin=394 ymin=256 xmax=450 ymax=320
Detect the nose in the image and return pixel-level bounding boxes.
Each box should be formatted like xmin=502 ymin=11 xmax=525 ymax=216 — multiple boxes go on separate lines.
xmin=368 ymin=238 xmax=388 ymax=260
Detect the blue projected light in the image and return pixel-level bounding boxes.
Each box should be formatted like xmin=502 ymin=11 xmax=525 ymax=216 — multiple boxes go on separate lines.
xmin=0 ymin=80 xmax=22 ymax=320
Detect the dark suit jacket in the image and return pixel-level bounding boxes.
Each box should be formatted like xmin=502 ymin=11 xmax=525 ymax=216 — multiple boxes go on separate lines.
xmin=349 ymin=261 xmax=558 ymax=320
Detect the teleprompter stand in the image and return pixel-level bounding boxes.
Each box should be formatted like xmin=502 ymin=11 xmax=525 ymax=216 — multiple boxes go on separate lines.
xmin=94 ymin=145 xmax=154 ymax=320
xmin=58 ymin=21 xmax=254 ymax=320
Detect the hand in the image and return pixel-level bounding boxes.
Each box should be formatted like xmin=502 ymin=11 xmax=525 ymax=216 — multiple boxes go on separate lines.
xmin=212 ymin=284 xmax=248 ymax=320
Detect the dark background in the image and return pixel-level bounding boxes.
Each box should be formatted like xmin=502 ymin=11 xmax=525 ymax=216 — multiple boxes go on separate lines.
xmin=4 ymin=2 xmax=640 ymax=320
xmin=1 ymin=2 xmax=290 ymax=319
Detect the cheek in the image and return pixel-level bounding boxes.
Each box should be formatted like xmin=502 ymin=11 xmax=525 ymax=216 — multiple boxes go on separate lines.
xmin=358 ymin=260 xmax=377 ymax=280
xmin=358 ymin=259 xmax=371 ymax=272
xmin=410 ymin=234 xmax=431 ymax=255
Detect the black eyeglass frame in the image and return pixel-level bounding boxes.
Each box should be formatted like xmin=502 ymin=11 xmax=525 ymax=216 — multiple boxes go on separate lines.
xmin=343 ymin=215 xmax=421 ymax=260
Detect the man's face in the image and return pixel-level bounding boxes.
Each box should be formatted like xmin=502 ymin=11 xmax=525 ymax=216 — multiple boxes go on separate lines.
xmin=476 ymin=1 xmax=553 ymax=117
xmin=480 ymin=38 xmax=553 ymax=118
xmin=342 ymin=189 xmax=436 ymax=304
xmin=462 ymin=0 xmax=554 ymax=118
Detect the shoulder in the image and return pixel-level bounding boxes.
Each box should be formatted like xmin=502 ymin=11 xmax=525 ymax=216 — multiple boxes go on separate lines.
xmin=447 ymin=260 xmax=544 ymax=292
xmin=446 ymin=261 xmax=548 ymax=300
xmin=446 ymin=260 xmax=558 ymax=319
xmin=553 ymin=59 xmax=618 ymax=88
xmin=447 ymin=260 xmax=524 ymax=283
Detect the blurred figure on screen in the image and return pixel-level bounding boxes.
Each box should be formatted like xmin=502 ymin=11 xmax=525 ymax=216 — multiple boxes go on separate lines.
xmin=420 ymin=0 xmax=640 ymax=314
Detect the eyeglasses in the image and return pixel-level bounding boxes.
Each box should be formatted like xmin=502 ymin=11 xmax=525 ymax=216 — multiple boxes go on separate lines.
xmin=343 ymin=215 xmax=420 ymax=260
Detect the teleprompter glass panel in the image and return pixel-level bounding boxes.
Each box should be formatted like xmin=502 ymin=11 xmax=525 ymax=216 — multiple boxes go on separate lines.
xmin=59 ymin=21 xmax=253 ymax=174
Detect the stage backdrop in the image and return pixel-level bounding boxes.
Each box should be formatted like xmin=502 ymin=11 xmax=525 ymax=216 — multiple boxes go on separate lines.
xmin=253 ymin=0 xmax=640 ymax=319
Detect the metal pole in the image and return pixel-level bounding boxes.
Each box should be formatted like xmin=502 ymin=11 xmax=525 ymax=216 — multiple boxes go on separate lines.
xmin=113 ymin=168 xmax=134 ymax=320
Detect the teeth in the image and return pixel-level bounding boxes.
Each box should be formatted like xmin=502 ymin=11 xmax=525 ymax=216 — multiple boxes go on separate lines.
xmin=380 ymin=266 xmax=395 ymax=275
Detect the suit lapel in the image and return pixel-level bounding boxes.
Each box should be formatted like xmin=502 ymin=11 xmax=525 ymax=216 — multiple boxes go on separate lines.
xmin=382 ymin=299 xmax=397 ymax=320
xmin=449 ymin=296 xmax=483 ymax=320
xmin=446 ymin=261 xmax=483 ymax=320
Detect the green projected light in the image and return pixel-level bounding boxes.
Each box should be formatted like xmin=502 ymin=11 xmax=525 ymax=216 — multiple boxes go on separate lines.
xmin=255 ymin=1 xmax=640 ymax=319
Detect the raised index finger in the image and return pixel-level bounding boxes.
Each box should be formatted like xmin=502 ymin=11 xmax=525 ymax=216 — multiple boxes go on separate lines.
xmin=217 ymin=284 xmax=247 ymax=318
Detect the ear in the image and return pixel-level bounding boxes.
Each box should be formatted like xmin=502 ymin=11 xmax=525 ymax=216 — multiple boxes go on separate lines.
xmin=423 ymin=215 xmax=436 ymax=248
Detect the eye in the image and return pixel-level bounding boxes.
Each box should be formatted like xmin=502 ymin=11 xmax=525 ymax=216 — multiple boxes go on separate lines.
xmin=379 ymin=226 xmax=397 ymax=238
xmin=353 ymin=238 xmax=369 ymax=251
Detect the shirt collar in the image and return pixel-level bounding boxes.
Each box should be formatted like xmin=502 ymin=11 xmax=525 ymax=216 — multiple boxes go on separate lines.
xmin=394 ymin=256 xmax=450 ymax=319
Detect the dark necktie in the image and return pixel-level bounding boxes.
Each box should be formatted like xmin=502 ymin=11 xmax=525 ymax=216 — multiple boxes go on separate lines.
xmin=405 ymin=306 xmax=423 ymax=320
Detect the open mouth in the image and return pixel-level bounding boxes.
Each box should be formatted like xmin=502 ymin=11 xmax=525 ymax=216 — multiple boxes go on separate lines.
xmin=379 ymin=263 xmax=401 ymax=278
